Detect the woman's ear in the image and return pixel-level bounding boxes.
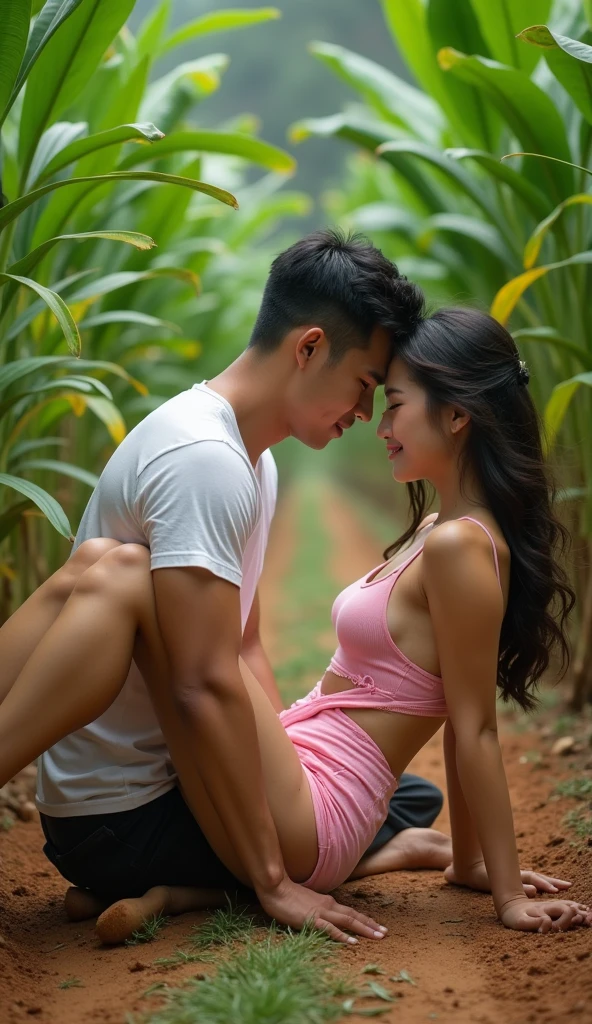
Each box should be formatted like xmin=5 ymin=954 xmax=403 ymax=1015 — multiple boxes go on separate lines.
xmin=450 ymin=405 xmax=471 ymax=435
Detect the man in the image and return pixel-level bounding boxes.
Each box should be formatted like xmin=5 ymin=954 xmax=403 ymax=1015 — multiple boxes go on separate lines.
xmin=38 ymin=230 xmax=449 ymax=938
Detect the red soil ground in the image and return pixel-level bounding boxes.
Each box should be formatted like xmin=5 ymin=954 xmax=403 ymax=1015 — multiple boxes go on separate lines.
xmin=0 ymin=484 xmax=590 ymax=1023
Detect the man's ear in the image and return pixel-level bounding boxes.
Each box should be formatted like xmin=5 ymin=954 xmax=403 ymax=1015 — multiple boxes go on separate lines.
xmin=295 ymin=327 xmax=326 ymax=369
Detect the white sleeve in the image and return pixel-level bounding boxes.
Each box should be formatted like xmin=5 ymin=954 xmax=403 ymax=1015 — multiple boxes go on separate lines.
xmin=136 ymin=440 xmax=259 ymax=586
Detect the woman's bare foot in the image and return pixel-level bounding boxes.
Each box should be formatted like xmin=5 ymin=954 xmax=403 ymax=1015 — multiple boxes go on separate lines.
xmin=349 ymin=827 xmax=452 ymax=880
xmin=64 ymin=886 xmax=109 ymax=922
xmin=96 ymin=885 xmax=227 ymax=945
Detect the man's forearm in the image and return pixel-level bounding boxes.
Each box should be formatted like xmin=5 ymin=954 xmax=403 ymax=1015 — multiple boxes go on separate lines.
xmin=145 ymin=662 xmax=286 ymax=894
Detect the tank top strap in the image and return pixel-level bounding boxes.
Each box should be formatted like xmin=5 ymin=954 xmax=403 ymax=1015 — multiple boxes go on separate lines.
xmin=457 ymin=516 xmax=502 ymax=589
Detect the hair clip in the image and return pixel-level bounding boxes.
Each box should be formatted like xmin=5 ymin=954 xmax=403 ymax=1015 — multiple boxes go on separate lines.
xmin=517 ymin=359 xmax=530 ymax=386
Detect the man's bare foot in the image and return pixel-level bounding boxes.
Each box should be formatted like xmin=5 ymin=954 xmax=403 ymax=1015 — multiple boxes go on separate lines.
xmin=64 ymin=886 xmax=109 ymax=922
xmin=349 ymin=827 xmax=452 ymax=880
xmin=96 ymin=885 xmax=227 ymax=945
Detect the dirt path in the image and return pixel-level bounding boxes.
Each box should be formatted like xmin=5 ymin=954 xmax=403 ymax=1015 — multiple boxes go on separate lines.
xmin=0 ymin=480 xmax=591 ymax=1023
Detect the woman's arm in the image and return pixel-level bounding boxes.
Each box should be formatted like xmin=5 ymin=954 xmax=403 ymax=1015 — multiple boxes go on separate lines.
xmin=443 ymin=718 xmax=483 ymax=873
xmin=423 ymin=521 xmax=588 ymax=932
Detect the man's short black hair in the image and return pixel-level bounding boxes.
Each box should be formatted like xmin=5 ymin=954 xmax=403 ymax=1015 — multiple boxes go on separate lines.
xmin=249 ymin=228 xmax=424 ymax=362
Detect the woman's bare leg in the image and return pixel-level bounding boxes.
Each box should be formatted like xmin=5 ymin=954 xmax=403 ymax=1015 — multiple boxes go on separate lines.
xmin=0 ymin=542 xmax=149 ymax=787
xmin=0 ymin=538 xmax=121 ymax=707
xmin=0 ymin=543 xmax=318 ymax=885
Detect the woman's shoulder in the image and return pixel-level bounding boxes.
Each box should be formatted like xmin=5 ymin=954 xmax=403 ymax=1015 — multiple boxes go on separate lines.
xmin=422 ymin=515 xmax=508 ymax=588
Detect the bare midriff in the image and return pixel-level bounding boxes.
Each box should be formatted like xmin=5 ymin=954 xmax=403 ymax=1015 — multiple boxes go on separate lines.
xmin=320 ymin=669 xmax=446 ymax=778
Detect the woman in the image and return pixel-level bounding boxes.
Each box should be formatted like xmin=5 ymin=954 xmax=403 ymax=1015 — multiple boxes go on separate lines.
xmin=0 ymin=306 xmax=589 ymax=943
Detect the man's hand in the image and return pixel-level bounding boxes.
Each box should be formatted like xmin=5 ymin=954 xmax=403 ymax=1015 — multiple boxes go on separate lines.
xmin=499 ymin=895 xmax=592 ymax=933
xmin=257 ymin=875 xmax=388 ymax=944
xmin=444 ymin=860 xmax=575 ymax=897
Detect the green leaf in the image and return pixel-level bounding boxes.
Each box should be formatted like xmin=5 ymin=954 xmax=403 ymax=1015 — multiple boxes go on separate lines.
xmin=291 ymin=113 xmax=444 ymax=213
xmin=308 ymin=41 xmax=444 ymax=143
xmin=0 ymin=500 xmax=33 ymax=544
xmin=0 ymin=356 xmax=74 ymax=393
xmin=469 ymin=0 xmax=553 ymax=72
xmin=513 ymin=327 xmax=591 ymax=368
xmin=136 ymin=0 xmax=171 ymax=58
xmin=545 ymin=372 xmax=592 ymax=448
xmin=8 ymin=438 xmax=67 ymax=463
xmin=15 ymin=458 xmax=99 ymax=488
xmin=141 ymin=56 xmax=230 ymax=128
xmin=502 ymin=151 xmax=592 ymax=178
xmin=0 ymin=472 xmax=72 ymax=538
xmin=2 ymin=270 xmax=95 ymax=342
xmin=0 ymin=170 xmax=238 ymax=232
xmin=376 ymin=140 xmax=502 ymax=227
xmin=445 ymin=148 xmax=551 ymax=219
xmin=2 ymin=232 xmax=156 ymax=320
xmin=517 ymin=25 xmax=592 ymax=125
xmin=0 ymin=0 xmax=32 ymax=124
xmin=491 ymin=252 xmax=592 ymax=325
xmin=160 ymin=7 xmax=280 ymax=55
xmin=347 ymin=202 xmax=419 ymax=239
xmin=67 ymin=268 xmax=199 ymax=307
xmin=83 ymin=395 xmax=126 ymax=445
xmin=427 ymin=0 xmax=500 ymax=151
xmin=365 ymin=981 xmax=395 ymax=1002
xmin=524 ymin=194 xmax=592 ymax=268
xmin=117 ymin=130 xmax=295 ymax=174
xmin=8 ymin=230 xmax=156 ymax=277
xmin=438 ymin=49 xmax=573 ymax=201
xmin=34 ymin=123 xmax=166 ymax=185
xmin=10 ymin=1 xmax=87 ymax=103
xmin=18 ymin=0 xmax=136 ymax=176
xmin=419 ymin=212 xmax=514 ymax=265
xmin=380 ymin=0 xmax=489 ymax=145
xmin=79 ymin=310 xmax=180 ymax=333
xmin=0 ymin=274 xmax=80 ymax=355
xmin=391 ymin=970 xmax=417 ymax=985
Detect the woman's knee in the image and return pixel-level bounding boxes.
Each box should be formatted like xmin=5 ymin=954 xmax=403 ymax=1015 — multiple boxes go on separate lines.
xmin=70 ymin=538 xmax=122 ymax=571
xmin=73 ymin=544 xmax=151 ymax=602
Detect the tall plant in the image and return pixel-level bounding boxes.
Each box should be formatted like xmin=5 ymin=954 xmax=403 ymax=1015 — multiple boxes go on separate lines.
xmin=0 ymin=0 xmax=300 ymax=616
xmin=292 ymin=0 xmax=592 ymax=706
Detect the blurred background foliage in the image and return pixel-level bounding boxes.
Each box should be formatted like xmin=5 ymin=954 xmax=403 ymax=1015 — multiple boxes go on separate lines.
xmin=0 ymin=0 xmax=591 ymax=706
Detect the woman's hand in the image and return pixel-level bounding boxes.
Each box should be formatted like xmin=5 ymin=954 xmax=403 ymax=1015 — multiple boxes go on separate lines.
xmin=445 ymin=861 xmax=574 ymax=897
xmin=499 ymin=895 xmax=592 ymax=933
xmin=256 ymin=875 xmax=388 ymax=945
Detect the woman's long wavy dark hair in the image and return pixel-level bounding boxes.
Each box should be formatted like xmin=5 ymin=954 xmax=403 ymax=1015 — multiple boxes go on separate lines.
xmin=386 ymin=306 xmax=575 ymax=711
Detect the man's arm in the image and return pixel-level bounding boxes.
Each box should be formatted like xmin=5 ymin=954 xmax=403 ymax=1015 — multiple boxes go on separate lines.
xmin=240 ymin=590 xmax=284 ymax=713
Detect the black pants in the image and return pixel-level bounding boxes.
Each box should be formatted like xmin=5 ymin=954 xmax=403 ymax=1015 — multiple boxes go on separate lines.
xmin=40 ymin=774 xmax=443 ymax=902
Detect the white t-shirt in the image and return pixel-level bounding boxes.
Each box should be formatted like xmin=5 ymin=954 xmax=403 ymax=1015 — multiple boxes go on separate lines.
xmin=36 ymin=383 xmax=277 ymax=817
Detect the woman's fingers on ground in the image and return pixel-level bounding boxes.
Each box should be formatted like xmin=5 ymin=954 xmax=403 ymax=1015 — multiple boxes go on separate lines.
xmin=314 ymin=918 xmax=358 ymax=945
xmin=323 ymin=907 xmax=387 ymax=940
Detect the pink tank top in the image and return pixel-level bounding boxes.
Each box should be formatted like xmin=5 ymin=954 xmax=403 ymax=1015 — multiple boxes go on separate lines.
xmin=287 ymin=517 xmax=502 ymax=723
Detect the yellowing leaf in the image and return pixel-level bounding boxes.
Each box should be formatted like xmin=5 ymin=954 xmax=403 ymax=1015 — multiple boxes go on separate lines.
xmin=491 ymin=268 xmax=548 ymax=325
xmin=66 ymin=394 xmax=86 ymax=417
xmin=524 ymin=194 xmax=592 ymax=268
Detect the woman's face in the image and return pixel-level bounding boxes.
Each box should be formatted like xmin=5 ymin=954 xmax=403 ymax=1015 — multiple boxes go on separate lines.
xmin=377 ymin=357 xmax=456 ymax=484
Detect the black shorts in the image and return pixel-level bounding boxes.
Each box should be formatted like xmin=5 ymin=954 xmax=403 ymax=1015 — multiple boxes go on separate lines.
xmin=40 ymin=774 xmax=443 ymax=901
xmin=41 ymin=786 xmax=246 ymax=902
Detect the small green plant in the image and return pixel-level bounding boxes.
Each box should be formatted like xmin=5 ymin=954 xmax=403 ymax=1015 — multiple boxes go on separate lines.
xmin=153 ymin=948 xmax=207 ymax=969
xmin=552 ymin=715 xmax=577 ymax=736
xmin=0 ymin=814 xmax=15 ymax=831
xmin=125 ymin=911 xmax=169 ymax=946
xmin=189 ymin=902 xmax=256 ymax=951
xmin=555 ymin=776 xmax=592 ymax=800
xmin=390 ymin=969 xmax=417 ymax=986
xmin=58 ymin=977 xmax=84 ymax=990
xmin=134 ymin=926 xmax=348 ymax=1024
xmin=563 ymin=809 xmax=592 ymax=840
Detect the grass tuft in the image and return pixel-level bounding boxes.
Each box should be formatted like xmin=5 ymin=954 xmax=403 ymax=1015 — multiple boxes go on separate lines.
xmin=125 ymin=911 xmax=169 ymax=946
xmin=134 ymin=925 xmax=352 ymax=1024
xmin=563 ymin=809 xmax=592 ymax=839
xmin=189 ymin=902 xmax=255 ymax=951
xmin=554 ymin=776 xmax=592 ymax=800
xmin=58 ymin=977 xmax=84 ymax=989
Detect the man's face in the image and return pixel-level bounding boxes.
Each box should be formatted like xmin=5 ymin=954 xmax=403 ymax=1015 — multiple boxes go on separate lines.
xmin=286 ymin=325 xmax=391 ymax=449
